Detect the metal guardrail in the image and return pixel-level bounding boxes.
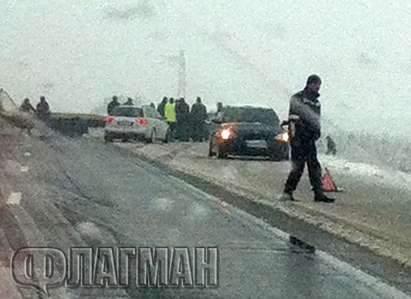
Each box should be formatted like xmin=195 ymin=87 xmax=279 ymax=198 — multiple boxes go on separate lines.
xmin=48 ymin=113 xmax=105 ymax=136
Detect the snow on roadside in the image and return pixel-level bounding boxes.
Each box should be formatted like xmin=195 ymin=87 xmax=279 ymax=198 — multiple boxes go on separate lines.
xmin=321 ymin=154 xmax=411 ymax=192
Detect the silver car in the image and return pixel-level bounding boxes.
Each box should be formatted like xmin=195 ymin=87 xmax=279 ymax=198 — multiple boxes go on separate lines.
xmin=104 ymin=105 xmax=170 ymax=143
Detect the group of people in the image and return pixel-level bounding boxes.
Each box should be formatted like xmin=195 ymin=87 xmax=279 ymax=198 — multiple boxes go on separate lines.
xmin=107 ymin=95 xmax=211 ymax=142
xmin=19 ymin=96 xmax=51 ymax=120
xmin=106 ymin=96 xmax=137 ymax=115
xmin=157 ymin=96 xmax=209 ymax=142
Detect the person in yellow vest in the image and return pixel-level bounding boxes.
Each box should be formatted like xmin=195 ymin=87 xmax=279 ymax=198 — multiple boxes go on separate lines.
xmin=164 ymin=97 xmax=177 ymax=141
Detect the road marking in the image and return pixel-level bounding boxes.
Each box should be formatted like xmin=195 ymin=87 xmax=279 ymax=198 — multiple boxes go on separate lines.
xmin=7 ymin=193 xmax=21 ymax=205
xmin=152 ymin=197 xmax=175 ymax=211
xmin=20 ymin=166 xmax=29 ymax=173
xmin=23 ymin=152 xmax=31 ymax=157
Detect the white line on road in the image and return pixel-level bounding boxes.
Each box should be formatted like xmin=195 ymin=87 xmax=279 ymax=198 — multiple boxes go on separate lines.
xmin=7 ymin=193 xmax=21 ymax=205
xmin=23 ymin=152 xmax=31 ymax=157
xmin=20 ymin=166 xmax=29 ymax=173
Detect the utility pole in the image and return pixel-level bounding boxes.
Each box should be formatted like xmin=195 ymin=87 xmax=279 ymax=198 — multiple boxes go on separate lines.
xmin=177 ymin=50 xmax=186 ymax=99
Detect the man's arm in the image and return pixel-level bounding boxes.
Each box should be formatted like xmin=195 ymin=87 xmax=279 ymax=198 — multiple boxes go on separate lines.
xmin=289 ymin=96 xmax=321 ymax=135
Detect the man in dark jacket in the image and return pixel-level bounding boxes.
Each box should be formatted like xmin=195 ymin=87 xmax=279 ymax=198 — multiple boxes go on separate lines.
xmin=190 ymin=97 xmax=208 ymax=142
xmin=36 ymin=96 xmax=50 ymax=120
xmin=107 ymin=96 xmax=120 ymax=115
xmin=325 ymin=135 xmax=337 ymax=155
xmin=176 ymin=97 xmax=190 ymax=141
xmin=19 ymin=98 xmax=36 ymax=113
xmin=124 ymin=97 xmax=134 ymax=106
xmin=157 ymin=97 xmax=168 ymax=117
xmin=282 ymin=75 xmax=335 ymax=203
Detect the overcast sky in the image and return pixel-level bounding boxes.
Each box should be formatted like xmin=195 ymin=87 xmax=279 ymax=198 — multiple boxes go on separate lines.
xmin=1 ymin=0 xmax=411 ymax=139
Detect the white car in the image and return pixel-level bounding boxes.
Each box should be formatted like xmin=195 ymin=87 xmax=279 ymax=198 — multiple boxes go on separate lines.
xmin=104 ymin=105 xmax=170 ymax=143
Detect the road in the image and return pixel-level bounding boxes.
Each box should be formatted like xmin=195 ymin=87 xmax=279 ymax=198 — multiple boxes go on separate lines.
xmin=0 ymin=124 xmax=408 ymax=298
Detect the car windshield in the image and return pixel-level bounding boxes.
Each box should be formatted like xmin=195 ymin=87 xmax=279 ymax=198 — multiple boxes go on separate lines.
xmin=111 ymin=107 xmax=143 ymax=117
xmin=223 ymin=107 xmax=280 ymax=127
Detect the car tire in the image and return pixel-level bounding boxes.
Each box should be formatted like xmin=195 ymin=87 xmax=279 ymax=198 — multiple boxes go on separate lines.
xmin=269 ymin=150 xmax=283 ymax=161
xmin=216 ymin=145 xmax=227 ymax=159
xmin=104 ymin=133 xmax=113 ymax=143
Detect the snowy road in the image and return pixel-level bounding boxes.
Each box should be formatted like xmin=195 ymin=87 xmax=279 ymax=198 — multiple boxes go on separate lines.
xmin=0 ymin=124 xmax=409 ymax=298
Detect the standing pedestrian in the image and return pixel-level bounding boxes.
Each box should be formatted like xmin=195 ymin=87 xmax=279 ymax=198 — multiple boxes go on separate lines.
xmin=176 ymin=97 xmax=190 ymax=141
xmin=190 ymin=97 xmax=208 ymax=142
xmin=215 ymin=102 xmax=224 ymax=122
xmin=157 ymin=97 xmax=168 ymax=117
xmin=282 ymin=75 xmax=335 ymax=203
xmin=36 ymin=96 xmax=50 ymax=120
xmin=124 ymin=97 xmax=134 ymax=106
xmin=19 ymin=98 xmax=36 ymax=113
xmin=325 ymin=136 xmax=337 ymax=155
xmin=107 ymin=96 xmax=120 ymax=115
xmin=164 ymin=98 xmax=177 ymax=141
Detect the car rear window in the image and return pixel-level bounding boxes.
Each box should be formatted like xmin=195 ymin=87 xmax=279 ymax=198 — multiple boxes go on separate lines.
xmin=223 ymin=107 xmax=280 ymax=127
xmin=112 ymin=107 xmax=143 ymax=117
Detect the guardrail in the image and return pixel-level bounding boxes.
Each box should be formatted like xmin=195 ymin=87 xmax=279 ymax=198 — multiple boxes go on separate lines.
xmin=48 ymin=113 xmax=105 ymax=136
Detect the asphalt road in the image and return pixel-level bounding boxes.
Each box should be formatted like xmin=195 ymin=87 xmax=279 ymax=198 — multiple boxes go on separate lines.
xmin=0 ymin=126 xmax=408 ymax=298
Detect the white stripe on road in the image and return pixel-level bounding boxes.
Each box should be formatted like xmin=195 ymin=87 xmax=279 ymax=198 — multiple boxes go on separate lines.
xmin=7 ymin=193 xmax=21 ymax=206
xmin=10 ymin=206 xmax=46 ymax=246
xmin=20 ymin=166 xmax=29 ymax=173
xmin=23 ymin=152 xmax=31 ymax=157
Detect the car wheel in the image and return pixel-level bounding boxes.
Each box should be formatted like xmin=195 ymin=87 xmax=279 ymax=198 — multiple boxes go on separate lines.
xmin=269 ymin=150 xmax=283 ymax=161
xmin=104 ymin=133 xmax=113 ymax=143
xmin=216 ymin=145 xmax=227 ymax=159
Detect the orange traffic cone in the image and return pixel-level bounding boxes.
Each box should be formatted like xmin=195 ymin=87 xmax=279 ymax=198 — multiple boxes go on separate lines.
xmin=322 ymin=167 xmax=338 ymax=193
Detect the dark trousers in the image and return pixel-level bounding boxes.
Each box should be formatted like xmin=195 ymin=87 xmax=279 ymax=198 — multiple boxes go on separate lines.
xmin=284 ymin=139 xmax=323 ymax=194
xmin=167 ymin=122 xmax=176 ymax=141
xmin=192 ymin=122 xmax=205 ymax=142
xmin=176 ymin=120 xmax=190 ymax=141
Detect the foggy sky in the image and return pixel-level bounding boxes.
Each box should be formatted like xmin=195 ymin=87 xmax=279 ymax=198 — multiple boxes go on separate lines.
xmin=1 ymin=0 xmax=411 ymax=139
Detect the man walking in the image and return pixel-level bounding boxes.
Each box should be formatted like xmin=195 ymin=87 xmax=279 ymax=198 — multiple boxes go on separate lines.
xmin=282 ymin=75 xmax=335 ymax=203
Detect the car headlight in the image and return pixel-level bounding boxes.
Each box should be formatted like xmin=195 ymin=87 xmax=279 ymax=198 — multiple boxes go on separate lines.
xmin=275 ymin=132 xmax=289 ymax=144
xmin=221 ymin=128 xmax=232 ymax=140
